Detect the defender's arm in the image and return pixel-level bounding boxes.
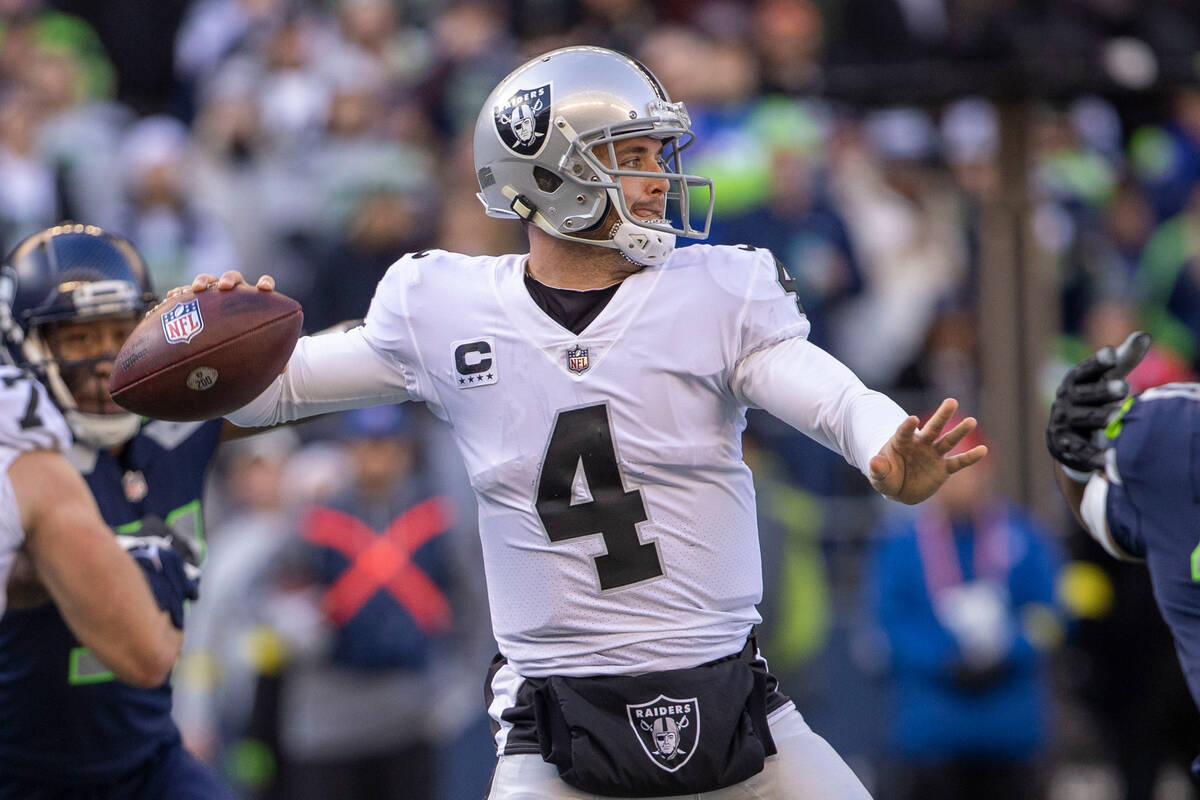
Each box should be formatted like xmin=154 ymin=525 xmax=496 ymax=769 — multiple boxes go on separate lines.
xmin=12 ymin=450 xmax=182 ymax=687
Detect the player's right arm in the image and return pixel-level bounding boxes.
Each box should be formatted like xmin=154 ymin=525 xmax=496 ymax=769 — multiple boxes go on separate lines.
xmin=179 ymin=268 xmax=416 ymax=427
xmin=11 ymin=450 xmax=183 ymax=687
xmin=223 ymin=324 xmax=412 ymax=426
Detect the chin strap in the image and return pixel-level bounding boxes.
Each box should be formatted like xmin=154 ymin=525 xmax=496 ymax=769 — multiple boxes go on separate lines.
xmin=609 ymin=220 xmax=675 ymax=266
xmin=502 ymin=184 xmax=677 ymax=267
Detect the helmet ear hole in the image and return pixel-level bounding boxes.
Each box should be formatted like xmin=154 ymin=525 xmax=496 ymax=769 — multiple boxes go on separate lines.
xmin=533 ymin=166 xmax=563 ymax=193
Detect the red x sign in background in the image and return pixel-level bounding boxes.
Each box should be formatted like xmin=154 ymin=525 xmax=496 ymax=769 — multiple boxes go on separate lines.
xmin=303 ymin=497 xmax=455 ymax=633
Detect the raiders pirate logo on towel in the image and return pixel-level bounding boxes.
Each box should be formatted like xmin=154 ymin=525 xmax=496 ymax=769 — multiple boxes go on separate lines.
xmin=494 ymin=84 xmax=551 ymax=157
xmin=627 ymin=695 xmax=700 ymax=773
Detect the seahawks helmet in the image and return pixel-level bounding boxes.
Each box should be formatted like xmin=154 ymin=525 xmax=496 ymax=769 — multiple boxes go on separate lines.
xmin=473 ymin=46 xmax=714 ymax=266
xmin=0 ymin=223 xmax=157 ymax=448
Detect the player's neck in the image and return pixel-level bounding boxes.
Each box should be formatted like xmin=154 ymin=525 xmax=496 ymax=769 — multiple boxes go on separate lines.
xmin=526 ymin=229 xmax=643 ymax=290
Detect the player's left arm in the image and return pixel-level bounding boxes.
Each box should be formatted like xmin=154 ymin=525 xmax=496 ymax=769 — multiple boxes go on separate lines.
xmin=734 ymin=336 xmax=906 ymax=472
xmin=730 ymin=247 xmax=983 ymax=504
xmin=729 ymin=340 xmax=984 ymax=503
xmin=733 ymin=337 xmax=984 ymax=504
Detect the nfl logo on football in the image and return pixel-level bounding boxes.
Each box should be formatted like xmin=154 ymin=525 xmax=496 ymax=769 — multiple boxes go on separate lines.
xmin=161 ymin=299 xmax=204 ymax=344
xmin=566 ymin=345 xmax=589 ymax=374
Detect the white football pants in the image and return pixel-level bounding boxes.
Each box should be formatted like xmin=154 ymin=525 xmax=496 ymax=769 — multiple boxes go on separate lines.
xmin=485 ymin=704 xmax=873 ymax=800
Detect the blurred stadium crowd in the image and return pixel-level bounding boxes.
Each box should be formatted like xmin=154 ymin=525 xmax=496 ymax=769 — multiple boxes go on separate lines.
xmin=5 ymin=0 xmax=1200 ymax=798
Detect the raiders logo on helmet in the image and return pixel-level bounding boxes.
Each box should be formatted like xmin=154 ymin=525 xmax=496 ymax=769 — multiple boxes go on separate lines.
xmin=494 ymin=84 xmax=551 ymax=157
xmin=627 ymin=695 xmax=700 ymax=773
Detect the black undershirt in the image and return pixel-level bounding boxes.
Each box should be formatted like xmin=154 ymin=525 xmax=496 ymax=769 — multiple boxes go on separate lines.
xmin=523 ymin=274 xmax=621 ymax=335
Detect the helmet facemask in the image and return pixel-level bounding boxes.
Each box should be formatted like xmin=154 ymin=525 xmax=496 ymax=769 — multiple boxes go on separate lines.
xmin=0 ymin=224 xmax=157 ymax=449
xmin=24 ymin=280 xmax=146 ymax=449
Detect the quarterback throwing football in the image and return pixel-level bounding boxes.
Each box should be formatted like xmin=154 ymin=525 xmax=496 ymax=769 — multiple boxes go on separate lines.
xmin=185 ymin=47 xmax=985 ymax=799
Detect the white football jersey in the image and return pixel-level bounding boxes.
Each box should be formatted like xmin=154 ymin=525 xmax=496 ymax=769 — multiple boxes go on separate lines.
xmin=0 ymin=365 xmax=71 ymax=618
xmin=360 ymin=244 xmax=809 ymax=677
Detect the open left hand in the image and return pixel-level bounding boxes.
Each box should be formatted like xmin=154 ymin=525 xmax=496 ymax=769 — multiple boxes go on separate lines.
xmin=868 ymin=398 xmax=988 ymax=505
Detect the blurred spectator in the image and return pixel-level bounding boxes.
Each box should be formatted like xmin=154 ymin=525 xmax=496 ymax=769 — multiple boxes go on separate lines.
xmin=303 ymin=172 xmax=438 ymax=331
xmin=746 ymin=432 xmax=832 ymax=706
xmin=1135 ymin=180 xmax=1200 ymax=368
xmin=422 ymin=2 xmax=514 ymax=136
xmin=175 ymin=426 xmax=308 ymax=789
xmin=751 ymin=0 xmax=824 ymax=94
xmin=1131 ymin=88 xmax=1200 ymax=221
xmin=894 ymin=306 xmax=980 ymax=414
xmin=709 ymin=97 xmax=859 ymax=351
xmin=175 ymin=0 xmax=288 ymax=93
xmin=940 ymin=96 xmax=999 ymax=202
xmin=1091 ymin=178 xmax=1156 ymax=297
xmin=331 ymin=0 xmax=432 ymax=88
xmin=0 ymin=85 xmax=55 ymax=250
xmin=256 ymin=13 xmax=332 ymax=154
xmin=831 ymin=106 xmax=967 ymax=386
xmin=13 ymin=9 xmax=130 ymax=230
xmin=115 ymin=114 xmax=240 ymax=290
xmin=939 ymin=96 xmax=998 ymax=305
xmin=265 ymin=406 xmax=484 ymax=800
xmin=866 ymin=422 xmax=1063 ymax=800
xmin=192 ymin=58 xmax=279 ymax=279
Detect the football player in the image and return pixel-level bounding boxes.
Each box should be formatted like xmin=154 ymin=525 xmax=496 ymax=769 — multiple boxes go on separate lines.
xmin=1048 ymin=332 xmax=1200 ymax=709
xmin=0 ymin=365 xmax=186 ymax=687
xmin=184 ymin=47 xmax=985 ymax=799
xmin=0 ymin=224 xmax=237 ymax=799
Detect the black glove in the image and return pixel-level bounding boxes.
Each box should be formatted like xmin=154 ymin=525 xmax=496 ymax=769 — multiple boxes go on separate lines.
xmin=1046 ymin=331 xmax=1150 ymax=473
xmin=116 ymin=516 xmax=201 ymax=630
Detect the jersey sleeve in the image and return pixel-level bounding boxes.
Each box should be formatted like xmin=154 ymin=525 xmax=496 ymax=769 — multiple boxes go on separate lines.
xmin=224 ymin=326 xmax=413 ymax=427
xmin=0 ymin=367 xmax=71 ymax=472
xmin=733 ymin=247 xmax=811 ymax=365
xmin=732 ymin=336 xmax=908 ymax=475
xmin=361 ymin=254 xmax=436 ymax=403
xmin=226 ymin=254 xmax=443 ymax=427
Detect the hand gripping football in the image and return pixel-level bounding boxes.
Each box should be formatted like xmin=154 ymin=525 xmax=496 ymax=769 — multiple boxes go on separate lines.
xmin=109 ymin=285 xmax=302 ymax=422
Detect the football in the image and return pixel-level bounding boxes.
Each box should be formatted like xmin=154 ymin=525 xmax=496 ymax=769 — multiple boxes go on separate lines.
xmin=109 ymin=285 xmax=303 ymax=422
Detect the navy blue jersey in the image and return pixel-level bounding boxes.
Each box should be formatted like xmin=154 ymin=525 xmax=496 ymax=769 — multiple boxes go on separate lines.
xmin=1104 ymin=384 xmax=1200 ymax=706
xmin=0 ymin=418 xmax=222 ymax=782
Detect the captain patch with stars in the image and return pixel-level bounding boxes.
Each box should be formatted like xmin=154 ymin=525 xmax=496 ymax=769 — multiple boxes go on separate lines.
xmin=494 ymin=84 xmax=550 ymax=156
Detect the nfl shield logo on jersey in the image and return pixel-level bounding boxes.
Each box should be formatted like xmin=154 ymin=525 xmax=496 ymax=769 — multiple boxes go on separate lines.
xmin=627 ymin=696 xmax=700 ymax=773
xmin=566 ymin=345 xmax=590 ymax=375
xmin=161 ymin=299 xmax=204 ymax=344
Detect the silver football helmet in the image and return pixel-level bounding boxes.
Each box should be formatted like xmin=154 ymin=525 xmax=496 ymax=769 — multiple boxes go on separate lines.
xmin=473 ymin=46 xmax=713 ymax=266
